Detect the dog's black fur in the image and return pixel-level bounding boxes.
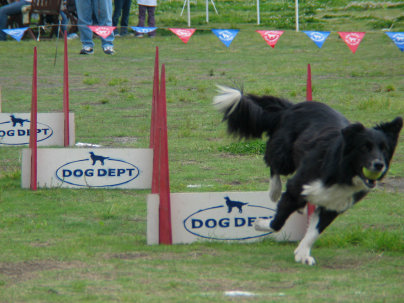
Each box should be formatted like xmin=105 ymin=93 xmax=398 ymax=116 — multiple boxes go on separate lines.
xmin=214 ymin=85 xmax=402 ymax=265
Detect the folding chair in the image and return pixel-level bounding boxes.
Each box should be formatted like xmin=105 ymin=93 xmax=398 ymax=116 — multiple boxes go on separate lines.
xmin=30 ymin=0 xmax=63 ymax=38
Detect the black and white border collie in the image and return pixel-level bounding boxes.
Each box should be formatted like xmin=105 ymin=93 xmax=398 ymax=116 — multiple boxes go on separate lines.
xmin=214 ymin=85 xmax=402 ymax=265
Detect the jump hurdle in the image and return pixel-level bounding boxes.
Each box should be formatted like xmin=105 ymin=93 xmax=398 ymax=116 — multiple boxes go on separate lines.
xmin=0 ymin=34 xmax=75 ymax=148
xmin=21 ymin=35 xmax=153 ymax=190
xmin=147 ymin=52 xmax=314 ymax=245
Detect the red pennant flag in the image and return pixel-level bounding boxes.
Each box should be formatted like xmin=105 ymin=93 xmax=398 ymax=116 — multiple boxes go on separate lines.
xmin=169 ymin=28 xmax=196 ymax=44
xmin=338 ymin=32 xmax=365 ymax=54
xmin=256 ymin=30 xmax=284 ymax=48
xmin=88 ymin=26 xmax=116 ymax=39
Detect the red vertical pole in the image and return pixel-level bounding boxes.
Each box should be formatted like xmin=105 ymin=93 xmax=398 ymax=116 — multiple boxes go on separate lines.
xmin=158 ymin=64 xmax=172 ymax=244
xmin=151 ymin=47 xmax=160 ymax=194
xmin=306 ymin=63 xmax=315 ymax=217
xmin=30 ymin=47 xmax=38 ymax=191
xmin=150 ymin=46 xmax=159 ymax=149
xmin=306 ymin=63 xmax=312 ymax=102
xmin=63 ymin=32 xmax=70 ymax=147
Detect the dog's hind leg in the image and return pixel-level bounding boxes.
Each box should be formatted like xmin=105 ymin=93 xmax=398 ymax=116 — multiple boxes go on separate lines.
xmin=294 ymin=207 xmax=338 ymax=265
xmin=269 ymin=173 xmax=282 ymax=202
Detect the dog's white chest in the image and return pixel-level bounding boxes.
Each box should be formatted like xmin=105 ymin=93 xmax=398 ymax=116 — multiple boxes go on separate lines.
xmin=301 ymin=177 xmax=368 ymax=212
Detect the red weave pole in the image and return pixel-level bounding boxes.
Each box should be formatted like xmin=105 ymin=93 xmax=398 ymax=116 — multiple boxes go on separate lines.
xmin=158 ymin=64 xmax=172 ymax=244
xmin=151 ymin=47 xmax=160 ymax=194
xmin=306 ymin=63 xmax=312 ymax=102
xmin=29 ymin=47 xmax=38 ymax=191
xmin=150 ymin=46 xmax=159 ymax=149
xmin=63 ymin=31 xmax=70 ymax=147
xmin=306 ymin=63 xmax=316 ymax=217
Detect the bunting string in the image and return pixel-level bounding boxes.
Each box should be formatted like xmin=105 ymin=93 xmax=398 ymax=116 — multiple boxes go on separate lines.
xmin=2 ymin=25 xmax=403 ymax=52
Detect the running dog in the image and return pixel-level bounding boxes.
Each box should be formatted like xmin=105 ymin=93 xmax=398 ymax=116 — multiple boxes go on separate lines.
xmin=214 ymin=85 xmax=402 ymax=265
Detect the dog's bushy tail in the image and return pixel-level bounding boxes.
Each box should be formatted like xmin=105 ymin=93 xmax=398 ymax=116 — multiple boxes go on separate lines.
xmin=213 ymin=85 xmax=294 ymax=139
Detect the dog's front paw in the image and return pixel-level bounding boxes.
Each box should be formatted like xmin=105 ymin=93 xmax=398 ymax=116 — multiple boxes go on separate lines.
xmin=254 ymin=219 xmax=274 ymax=232
xmin=294 ymin=248 xmax=316 ymax=266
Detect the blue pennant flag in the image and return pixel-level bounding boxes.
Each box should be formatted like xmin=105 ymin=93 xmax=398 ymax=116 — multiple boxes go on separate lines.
xmin=302 ymin=31 xmax=330 ymax=48
xmin=131 ymin=26 xmax=157 ymax=34
xmin=385 ymin=32 xmax=404 ymax=52
xmin=2 ymin=27 xmax=29 ymax=42
xmin=211 ymin=29 xmax=239 ymax=48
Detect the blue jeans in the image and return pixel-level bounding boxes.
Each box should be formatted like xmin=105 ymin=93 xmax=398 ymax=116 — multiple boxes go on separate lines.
xmin=0 ymin=0 xmax=30 ymax=41
xmin=75 ymin=0 xmax=114 ymax=49
xmin=112 ymin=0 xmax=131 ymax=35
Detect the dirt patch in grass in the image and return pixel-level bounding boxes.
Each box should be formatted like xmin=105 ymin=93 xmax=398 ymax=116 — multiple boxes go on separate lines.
xmin=378 ymin=177 xmax=404 ymax=193
xmin=107 ymin=249 xmax=219 ymax=261
xmin=0 ymin=260 xmax=85 ymax=284
xmin=110 ymin=136 xmax=138 ymax=145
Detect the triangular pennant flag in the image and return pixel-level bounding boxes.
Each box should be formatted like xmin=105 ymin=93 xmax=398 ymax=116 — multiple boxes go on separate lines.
xmin=88 ymin=26 xmax=116 ymax=39
xmin=256 ymin=30 xmax=284 ymax=48
xmin=302 ymin=31 xmax=330 ymax=48
xmin=2 ymin=27 xmax=29 ymax=42
xmin=211 ymin=29 xmax=239 ymax=48
xmin=385 ymin=32 xmax=404 ymax=52
xmin=338 ymin=32 xmax=365 ymax=54
xmin=131 ymin=26 xmax=158 ymax=34
xmin=169 ymin=28 xmax=196 ymax=44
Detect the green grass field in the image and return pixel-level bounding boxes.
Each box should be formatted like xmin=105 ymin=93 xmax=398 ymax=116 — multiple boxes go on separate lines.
xmin=0 ymin=1 xmax=404 ymax=302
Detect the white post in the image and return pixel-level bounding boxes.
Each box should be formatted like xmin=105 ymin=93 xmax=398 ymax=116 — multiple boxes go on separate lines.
xmin=295 ymin=0 xmax=299 ymax=32
xmin=257 ymin=0 xmax=260 ymax=25
xmin=206 ymin=0 xmax=209 ymax=23
xmin=187 ymin=0 xmax=191 ymax=27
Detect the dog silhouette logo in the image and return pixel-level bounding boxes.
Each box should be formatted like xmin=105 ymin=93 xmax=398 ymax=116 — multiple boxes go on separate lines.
xmin=89 ymin=152 xmax=110 ymax=166
xmin=10 ymin=115 xmax=29 ymax=127
xmin=224 ymin=196 xmax=248 ymax=214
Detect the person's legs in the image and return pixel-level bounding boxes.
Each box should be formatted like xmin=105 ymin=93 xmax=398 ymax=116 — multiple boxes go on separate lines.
xmin=94 ymin=0 xmax=114 ymax=49
xmin=119 ymin=0 xmax=132 ymax=35
xmin=0 ymin=0 xmax=29 ymax=41
xmin=75 ymin=0 xmax=94 ymax=49
xmin=112 ymin=0 xmax=123 ymax=35
xmin=136 ymin=5 xmax=146 ymax=37
xmin=137 ymin=5 xmax=146 ymax=27
xmin=147 ymin=6 xmax=155 ymax=37
xmin=59 ymin=11 xmax=68 ymax=35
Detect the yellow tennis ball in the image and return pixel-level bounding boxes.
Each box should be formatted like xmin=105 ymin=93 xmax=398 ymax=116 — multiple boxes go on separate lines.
xmin=362 ymin=167 xmax=383 ymax=180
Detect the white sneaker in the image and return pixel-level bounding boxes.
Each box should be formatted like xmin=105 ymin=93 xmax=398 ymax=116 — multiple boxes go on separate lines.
xmin=80 ymin=46 xmax=94 ymax=55
xmin=103 ymin=46 xmax=115 ymax=55
xmin=67 ymin=33 xmax=78 ymax=40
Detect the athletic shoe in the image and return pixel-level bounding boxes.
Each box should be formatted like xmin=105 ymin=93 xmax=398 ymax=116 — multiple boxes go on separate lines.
xmin=103 ymin=46 xmax=115 ymax=55
xmin=67 ymin=33 xmax=78 ymax=40
xmin=80 ymin=46 xmax=94 ymax=55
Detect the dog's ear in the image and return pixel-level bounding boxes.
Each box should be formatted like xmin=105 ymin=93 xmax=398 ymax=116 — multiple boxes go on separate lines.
xmin=341 ymin=123 xmax=365 ymax=154
xmin=374 ymin=117 xmax=403 ymax=158
xmin=342 ymin=123 xmax=365 ymax=141
xmin=374 ymin=117 xmax=403 ymax=137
